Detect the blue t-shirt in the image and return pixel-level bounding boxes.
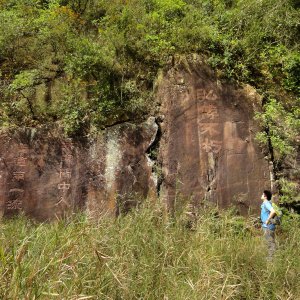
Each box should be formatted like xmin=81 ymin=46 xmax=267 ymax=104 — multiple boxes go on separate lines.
xmin=261 ymin=200 xmax=275 ymax=231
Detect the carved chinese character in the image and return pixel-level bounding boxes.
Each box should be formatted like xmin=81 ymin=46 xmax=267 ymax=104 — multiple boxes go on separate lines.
xmin=58 ymin=182 xmax=71 ymax=191
xmin=19 ymin=144 xmax=29 ymax=154
xmin=62 ymin=147 xmax=71 ymax=154
xmin=55 ymin=196 xmax=70 ymax=207
xmin=201 ymin=138 xmax=222 ymax=153
xmin=199 ymin=124 xmax=220 ymax=136
xmin=9 ymin=188 xmax=24 ymax=194
xmin=198 ymin=104 xmax=218 ymax=113
xmin=206 ymin=109 xmax=219 ymax=120
xmin=7 ymin=199 xmax=22 ymax=210
xmin=206 ymin=90 xmax=218 ymax=101
xmin=198 ymin=105 xmax=219 ymax=120
xmin=16 ymin=156 xmax=27 ymax=167
xmin=13 ymin=171 xmax=25 ymax=180
xmin=59 ymin=169 xmax=71 ymax=179
xmin=196 ymin=89 xmax=206 ymax=101
xmin=196 ymin=89 xmax=218 ymax=102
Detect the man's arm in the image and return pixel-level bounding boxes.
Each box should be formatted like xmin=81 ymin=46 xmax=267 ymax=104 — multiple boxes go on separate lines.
xmin=266 ymin=208 xmax=276 ymax=225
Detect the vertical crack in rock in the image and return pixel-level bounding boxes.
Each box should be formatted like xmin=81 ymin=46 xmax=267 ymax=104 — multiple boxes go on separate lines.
xmin=266 ymin=125 xmax=278 ymax=191
xmin=205 ymin=152 xmax=218 ymax=201
xmin=146 ymin=117 xmax=163 ymax=196
xmin=262 ymin=98 xmax=280 ymax=192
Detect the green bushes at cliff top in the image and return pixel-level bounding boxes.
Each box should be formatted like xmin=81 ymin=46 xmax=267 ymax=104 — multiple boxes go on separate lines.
xmin=0 ymin=0 xmax=299 ymax=132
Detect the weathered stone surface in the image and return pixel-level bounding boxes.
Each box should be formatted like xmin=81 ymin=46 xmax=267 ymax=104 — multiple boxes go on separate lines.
xmin=0 ymin=60 xmax=273 ymax=220
xmin=87 ymin=117 xmax=158 ymax=217
xmin=0 ymin=128 xmax=87 ymax=220
xmin=0 ymin=118 xmax=158 ymax=220
xmin=157 ymin=60 xmax=271 ymax=213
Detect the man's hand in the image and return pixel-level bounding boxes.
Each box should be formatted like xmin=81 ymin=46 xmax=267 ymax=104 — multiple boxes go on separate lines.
xmin=266 ymin=208 xmax=276 ymax=225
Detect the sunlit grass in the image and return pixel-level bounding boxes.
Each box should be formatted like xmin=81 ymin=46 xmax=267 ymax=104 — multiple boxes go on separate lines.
xmin=0 ymin=202 xmax=299 ymax=299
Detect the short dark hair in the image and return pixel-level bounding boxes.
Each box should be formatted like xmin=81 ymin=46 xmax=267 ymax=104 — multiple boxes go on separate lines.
xmin=263 ymin=190 xmax=272 ymax=200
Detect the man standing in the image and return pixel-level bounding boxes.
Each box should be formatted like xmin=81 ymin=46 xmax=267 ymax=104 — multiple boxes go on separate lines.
xmin=260 ymin=190 xmax=276 ymax=260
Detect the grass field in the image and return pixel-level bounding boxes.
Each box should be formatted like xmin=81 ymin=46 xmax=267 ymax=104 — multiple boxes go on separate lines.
xmin=0 ymin=202 xmax=299 ymax=300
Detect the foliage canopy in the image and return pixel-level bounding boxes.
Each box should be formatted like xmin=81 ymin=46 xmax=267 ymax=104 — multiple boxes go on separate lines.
xmin=0 ymin=0 xmax=299 ymax=131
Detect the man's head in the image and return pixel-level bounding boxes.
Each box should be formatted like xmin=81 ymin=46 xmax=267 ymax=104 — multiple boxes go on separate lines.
xmin=261 ymin=190 xmax=272 ymax=201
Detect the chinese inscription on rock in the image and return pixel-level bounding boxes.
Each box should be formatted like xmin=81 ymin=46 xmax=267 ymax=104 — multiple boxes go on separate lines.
xmin=6 ymin=144 xmax=29 ymax=211
xmin=196 ymin=88 xmax=222 ymax=154
xmin=56 ymin=141 xmax=73 ymax=207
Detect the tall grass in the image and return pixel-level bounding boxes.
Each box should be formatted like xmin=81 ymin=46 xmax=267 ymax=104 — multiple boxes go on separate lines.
xmin=0 ymin=202 xmax=299 ymax=299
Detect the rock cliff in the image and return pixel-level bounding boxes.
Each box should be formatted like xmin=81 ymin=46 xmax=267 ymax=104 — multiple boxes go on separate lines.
xmin=0 ymin=61 xmax=272 ymax=220
xmin=157 ymin=59 xmax=270 ymax=214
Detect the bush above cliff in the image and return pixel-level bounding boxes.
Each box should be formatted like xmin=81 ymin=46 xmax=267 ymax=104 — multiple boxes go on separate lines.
xmin=0 ymin=0 xmax=299 ymax=132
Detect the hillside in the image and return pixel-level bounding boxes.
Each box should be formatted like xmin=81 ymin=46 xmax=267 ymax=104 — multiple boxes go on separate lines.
xmin=0 ymin=0 xmax=299 ymax=211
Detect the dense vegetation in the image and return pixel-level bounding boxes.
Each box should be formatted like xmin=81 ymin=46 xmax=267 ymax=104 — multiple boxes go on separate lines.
xmin=0 ymin=1 xmax=299 ymax=204
xmin=0 ymin=0 xmax=299 ymax=129
xmin=0 ymin=204 xmax=299 ymax=299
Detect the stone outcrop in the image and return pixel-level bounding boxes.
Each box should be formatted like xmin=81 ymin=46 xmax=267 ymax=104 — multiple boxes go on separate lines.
xmin=87 ymin=118 xmax=158 ymax=218
xmin=157 ymin=59 xmax=271 ymax=214
xmin=0 ymin=59 xmax=272 ymax=220
xmin=0 ymin=119 xmax=158 ymax=220
xmin=0 ymin=129 xmax=87 ymax=220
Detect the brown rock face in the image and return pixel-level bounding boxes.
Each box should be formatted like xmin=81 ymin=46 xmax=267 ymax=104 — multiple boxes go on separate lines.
xmin=87 ymin=118 xmax=158 ymax=217
xmin=0 ymin=61 xmax=272 ymax=220
xmin=158 ymin=61 xmax=271 ymax=213
xmin=0 ymin=129 xmax=87 ymax=220
xmin=0 ymin=119 xmax=158 ymax=220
